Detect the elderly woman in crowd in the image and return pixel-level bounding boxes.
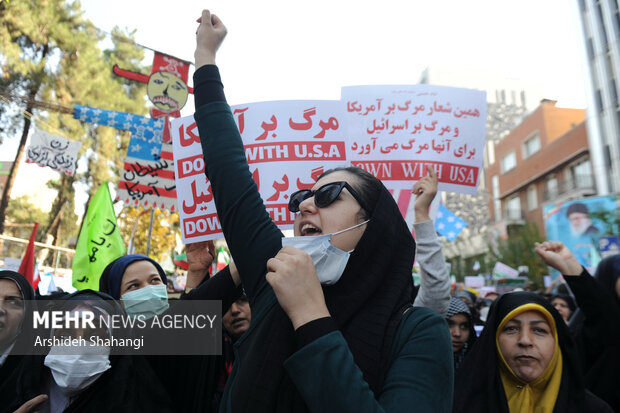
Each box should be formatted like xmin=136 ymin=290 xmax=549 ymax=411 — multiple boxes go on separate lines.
xmin=453 ymin=290 xmax=612 ymax=412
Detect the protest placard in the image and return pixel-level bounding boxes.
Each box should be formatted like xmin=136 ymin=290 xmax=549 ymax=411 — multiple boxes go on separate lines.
xmin=341 ymin=85 xmax=487 ymax=195
xmin=26 ymin=128 xmax=82 ymax=176
xmin=172 ymin=101 xmax=347 ymax=243
xmin=492 ymin=262 xmax=519 ymax=279
xmin=464 ymin=275 xmax=485 ymax=289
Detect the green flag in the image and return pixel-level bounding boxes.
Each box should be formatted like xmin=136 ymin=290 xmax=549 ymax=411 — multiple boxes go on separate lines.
xmin=72 ymin=182 xmax=126 ymax=290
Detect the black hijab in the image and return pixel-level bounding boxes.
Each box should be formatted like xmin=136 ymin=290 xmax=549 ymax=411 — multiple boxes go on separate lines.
xmin=229 ymin=184 xmax=416 ymax=412
xmin=572 ymin=255 xmax=620 ymax=411
xmin=0 ymin=271 xmax=36 ymax=410
xmin=446 ymin=296 xmax=477 ymax=370
xmin=0 ymin=270 xmax=36 ymax=352
xmin=453 ymin=292 xmax=590 ymax=413
xmin=98 ymin=254 xmax=167 ymax=299
xmin=593 ymin=254 xmax=620 ymax=309
xmin=549 ymin=293 xmax=576 ymax=320
xmin=6 ymin=289 xmax=174 ymax=413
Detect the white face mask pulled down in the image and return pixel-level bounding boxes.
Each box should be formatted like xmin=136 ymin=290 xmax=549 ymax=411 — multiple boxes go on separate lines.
xmin=282 ymin=220 xmax=369 ymax=285
xmin=44 ymin=344 xmax=111 ymax=397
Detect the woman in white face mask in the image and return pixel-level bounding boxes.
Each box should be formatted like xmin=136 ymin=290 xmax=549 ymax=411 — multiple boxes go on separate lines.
xmin=192 ymin=10 xmax=453 ymax=413
xmin=8 ymin=290 xmax=174 ymax=413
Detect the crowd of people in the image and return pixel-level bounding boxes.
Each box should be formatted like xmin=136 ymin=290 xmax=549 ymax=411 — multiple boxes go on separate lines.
xmin=0 ymin=9 xmax=619 ymax=412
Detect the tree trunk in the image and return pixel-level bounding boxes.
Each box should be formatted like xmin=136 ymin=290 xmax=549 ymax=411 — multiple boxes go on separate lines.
xmin=0 ymin=93 xmax=36 ymax=234
xmin=0 ymin=44 xmax=48 ymax=234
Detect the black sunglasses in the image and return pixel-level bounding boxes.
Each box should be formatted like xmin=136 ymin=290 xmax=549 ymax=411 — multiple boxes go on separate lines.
xmin=288 ymin=181 xmax=367 ymax=213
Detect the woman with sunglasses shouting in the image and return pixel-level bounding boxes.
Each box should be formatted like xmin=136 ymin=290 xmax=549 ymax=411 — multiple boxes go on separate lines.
xmin=193 ymin=10 xmax=453 ymax=413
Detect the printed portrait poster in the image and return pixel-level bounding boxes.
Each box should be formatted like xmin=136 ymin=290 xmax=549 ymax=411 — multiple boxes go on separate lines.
xmin=171 ymin=101 xmax=347 ymax=243
xmin=544 ymin=195 xmax=619 ymax=274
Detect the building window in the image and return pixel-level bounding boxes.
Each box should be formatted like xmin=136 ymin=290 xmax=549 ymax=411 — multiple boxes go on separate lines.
xmin=569 ymin=158 xmax=593 ymax=189
xmin=501 ymin=151 xmax=516 ymax=173
xmin=522 ymin=132 xmax=541 ymax=159
xmin=492 ymin=175 xmax=501 ymax=223
xmin=505 ymin=196 xmax=521 ymax=221
xmin=587 ymin=37 xmax=595 ymax=60
xmin=596 ymin=89 xmax=604 ymax=112
xmin=546 ymin=176 xmax=558 ymax=200
xmin=527 ymin=185 xmax=538 ymax=211
xmin=487 ymin=140 xmax=496 ymax=165
xmin=597 ymin=1 xmax=609 ymax=48
xmin=615 ymin=0 xmax=620 ymax=33
xmin=612 ymin=79 xmax=619 ymax=107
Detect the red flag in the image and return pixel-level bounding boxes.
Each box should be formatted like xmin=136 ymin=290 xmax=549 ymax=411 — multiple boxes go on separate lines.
xmin=18 ymin=222 xmax=39 ymax=290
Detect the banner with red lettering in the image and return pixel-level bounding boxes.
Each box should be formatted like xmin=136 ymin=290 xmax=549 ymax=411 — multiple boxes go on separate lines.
xmin=341 ymin=85 xmax=487 ymax=195
xmin=171 ymin=101 xmax=347 ymax=243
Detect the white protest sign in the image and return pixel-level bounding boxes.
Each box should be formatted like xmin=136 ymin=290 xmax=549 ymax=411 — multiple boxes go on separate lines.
xmin=2 ymin=257 xmax=21 ymax=272
xmin=341 ymin=85 xmax=487 ymax=195
xmin=465 ymin=275 xmax=485 ymax=289
xmin=493 ymin=262 xmax=519 ymax=279
xmin=172 ymin=101 xmax=347 ymax=243
xmin=26 ymin=128 xmax=82 ymax=176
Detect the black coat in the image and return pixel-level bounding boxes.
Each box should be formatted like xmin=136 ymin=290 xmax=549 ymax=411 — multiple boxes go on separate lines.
xmin=566 ymin=262 xmax=620 ymax=412
xmin=453 ymin=291 xmax=613 ymax=413
xmin=2 ymin=290 xmax=175 ymax=413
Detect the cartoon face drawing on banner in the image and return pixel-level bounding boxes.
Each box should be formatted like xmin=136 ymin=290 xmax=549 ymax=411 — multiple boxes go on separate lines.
xmin=147 ymin=71 xmax=189 ymax=113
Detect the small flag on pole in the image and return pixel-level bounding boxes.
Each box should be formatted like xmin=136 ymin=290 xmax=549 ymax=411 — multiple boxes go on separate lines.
xmin=435 ymin=204 xmax=467 ymax=242
xmin=18 ymin=222 xmax=40 ymax=290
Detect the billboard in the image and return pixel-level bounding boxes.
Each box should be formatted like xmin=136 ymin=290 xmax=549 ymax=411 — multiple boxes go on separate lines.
xmin=544 ymin=195 xmax=619 ymax=272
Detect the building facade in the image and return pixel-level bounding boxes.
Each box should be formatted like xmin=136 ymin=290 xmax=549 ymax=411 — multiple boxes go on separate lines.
xmin=576 ymin=0 xmax=620 ymax=194
xmin=419 ymin=66 xmax=543 ymax=258
xmin=486 ymin=100 xmax=592 ymax=238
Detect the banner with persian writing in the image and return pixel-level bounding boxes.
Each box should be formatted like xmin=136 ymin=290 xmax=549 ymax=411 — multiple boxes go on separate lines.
xmin=171 ymin=101 xmax=347 ymax=243
xmin=341 ymin=85 xmax=487 ymax=195
xmin=26 ymin=128 xmax=82 ymax=176
xmin=73 ymin=105 xmax=177 ymax=211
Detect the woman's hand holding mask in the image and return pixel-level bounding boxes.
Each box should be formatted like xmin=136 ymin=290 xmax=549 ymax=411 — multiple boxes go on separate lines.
xmin=266 ymin=246 xmax=331 ymax=329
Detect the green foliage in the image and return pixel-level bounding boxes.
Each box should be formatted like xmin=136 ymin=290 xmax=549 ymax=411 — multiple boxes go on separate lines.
xmin=446 ymin=253 xmax=489 ymax=282
xmin=489 ymin=222 xmax=547 ymax=290
xmin=1 ymin=0 xmax=150 ymax=246
xmin=5 ymin=195 xmax=48 ymax=238
xmin=117 ymin=206 xmax=179 ymax=263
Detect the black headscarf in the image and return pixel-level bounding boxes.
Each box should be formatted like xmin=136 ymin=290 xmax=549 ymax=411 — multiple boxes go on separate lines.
xmin=229 ymin=184 xmax=416 ymax=412
xmin=453 ymin=292 xmax=591 ymax=413
xmin=549 ymin=293 xmax=576 ymax=319
xmin=0 ymin=270 xmax=36 ymax=351
xmin=446 ymin=296 xmax=477 ymax=370
xmin=569 ymin=255 xmax=620 ymax=411
xmin=98 ymin=254 xmax=167 ymax=299
xmin=0 ymin=270 xmax=35 ymax=301
xmin=593 ymin=254 xmax=620 ymax=308
xmin=5 ymin=289 xmax=175 ymax=413
xmin=0 ymin=271 xmax=36 ymax=409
